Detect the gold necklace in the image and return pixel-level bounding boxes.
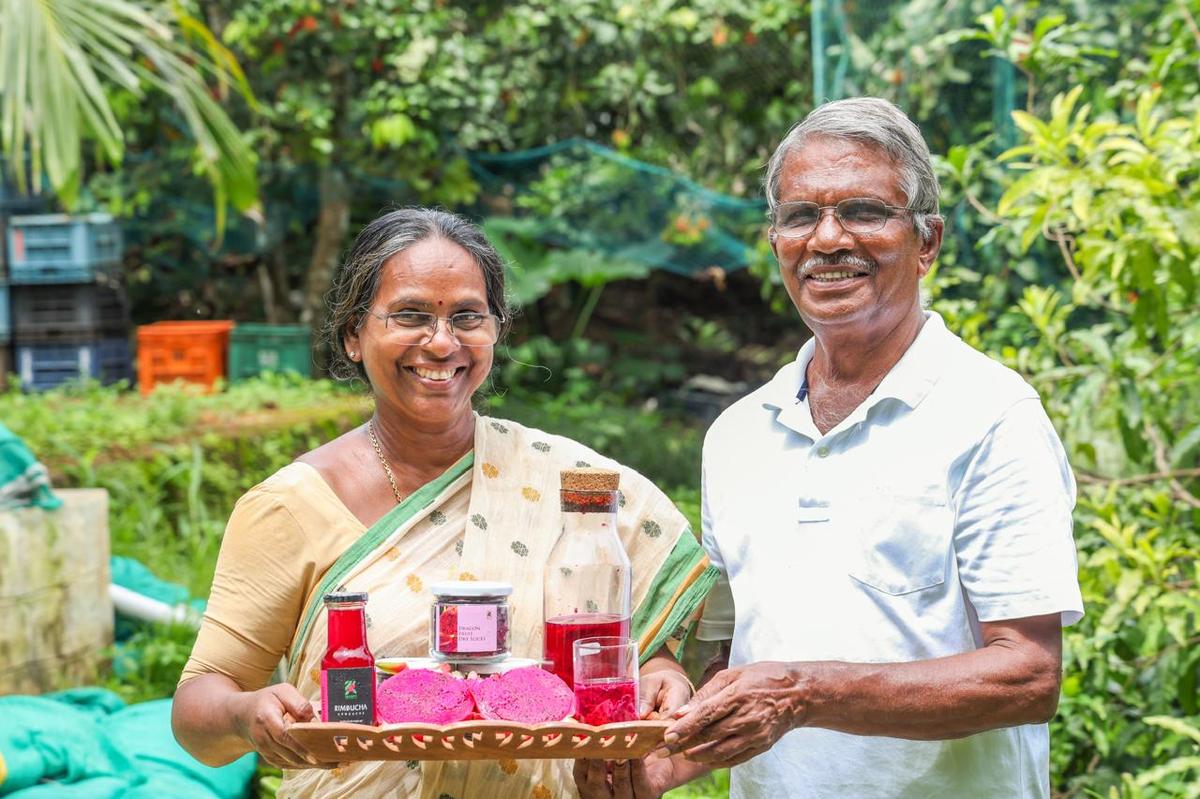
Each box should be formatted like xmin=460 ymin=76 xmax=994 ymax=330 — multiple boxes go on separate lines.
xmin=367 ymin=420 xmax=403 ymax=505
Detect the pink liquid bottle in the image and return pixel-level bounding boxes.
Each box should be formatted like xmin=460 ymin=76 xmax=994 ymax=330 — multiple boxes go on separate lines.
xmin=543 ymin=468 xmax=632 ymax=689
xmin=320 ymin=591 xmax=377 ymax=725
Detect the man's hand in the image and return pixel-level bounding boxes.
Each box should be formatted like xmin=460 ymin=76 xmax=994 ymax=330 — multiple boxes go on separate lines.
xmin=574 ymin=753 xmax=678 ymax=799
xmin=660 ymin=661 xmax=805 ymax=767
xmin=639 ymin=669 xmax=693 ymax=719
xmin=228 ymin=683 xmax=331 ymax=770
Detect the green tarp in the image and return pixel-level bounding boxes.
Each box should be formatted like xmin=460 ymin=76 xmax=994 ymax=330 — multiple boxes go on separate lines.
xmin=0 ymin=423 xmax=59 ymax=511
xmin=0 ymin=688 xmax=255 ymax=798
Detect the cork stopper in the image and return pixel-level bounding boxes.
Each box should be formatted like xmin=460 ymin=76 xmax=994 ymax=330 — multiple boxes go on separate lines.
xmin=560 ymin=467 xmax=620 ymax=492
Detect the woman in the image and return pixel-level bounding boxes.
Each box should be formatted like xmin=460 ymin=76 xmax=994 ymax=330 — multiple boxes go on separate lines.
xmin=172 ymin=208 xmax=718 ymax=798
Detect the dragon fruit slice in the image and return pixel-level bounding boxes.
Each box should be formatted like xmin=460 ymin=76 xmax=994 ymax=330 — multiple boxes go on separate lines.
xmin=468 ymin=666 xmax=575 ymax=723
xmin=377 ymin=667 xmax=474 ymax=724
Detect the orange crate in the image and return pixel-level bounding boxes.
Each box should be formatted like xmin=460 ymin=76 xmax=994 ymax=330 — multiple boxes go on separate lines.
xmin=136 ymin=321 xmax=234 ymax=396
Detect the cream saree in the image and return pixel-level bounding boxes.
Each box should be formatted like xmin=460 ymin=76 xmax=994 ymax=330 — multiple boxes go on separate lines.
xmin=279 ymin=415 xmax=718 ymax=799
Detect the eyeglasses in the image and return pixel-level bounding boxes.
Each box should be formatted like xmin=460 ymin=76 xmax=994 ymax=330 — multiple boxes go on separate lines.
xmin=366 ymin=310 xmax=502 ymax=347
xmin=771 ymin=198 xmax=916 ymax=239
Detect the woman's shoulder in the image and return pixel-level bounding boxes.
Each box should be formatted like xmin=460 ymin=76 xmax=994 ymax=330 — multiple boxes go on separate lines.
xmin=234 ymin=461 xmax=344 ymax=520
xmin=479 ymin=415 xmax=618 ymax=468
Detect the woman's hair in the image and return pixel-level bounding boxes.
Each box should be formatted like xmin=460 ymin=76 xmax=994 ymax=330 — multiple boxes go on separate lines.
xmin=763 ymin=97 xmax=942 ymax=243
xmin=324 ymin=207 xmax=511 ymax=382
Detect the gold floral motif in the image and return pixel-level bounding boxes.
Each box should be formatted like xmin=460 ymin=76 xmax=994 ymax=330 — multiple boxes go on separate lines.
xmin=532 ymin=785 xmax=552 ymax=799
xmin=497 ymin=758 xmax=518 ymax=775
xmin=521 ymin=486 xmax=541 ymax=502
xmin=406 ymin=574 xmax=423 ymax=592
xmin=482 ymin=462 xmax=500 ymax=478
xmin=386 ymin=547 xmax=402 ymax=561
xmin=458 ymin=572 xmax=477 ymax=581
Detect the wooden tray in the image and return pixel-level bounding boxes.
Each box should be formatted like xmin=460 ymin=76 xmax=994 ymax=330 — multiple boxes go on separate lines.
xmin=288 ymin=719 xmax=669 ymax=761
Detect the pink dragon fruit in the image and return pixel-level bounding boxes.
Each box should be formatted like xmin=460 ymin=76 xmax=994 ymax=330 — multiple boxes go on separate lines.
xmin=468 ymin=666 xmax=575 ymax=723
xmin=377 ymin=667 xmax=474 ymax=724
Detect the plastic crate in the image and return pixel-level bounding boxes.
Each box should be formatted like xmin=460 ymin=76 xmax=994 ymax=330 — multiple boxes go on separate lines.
xmin=6 ymin=214 xmax=122 ymax=285
xmin=16 ymin=338 xmax=132 ymax=391
xmin=136 ymin=320 xmax=234 ymax=396
xmin=11 ymin=283 xmax=130 ymax=342
xmin=228 ymin=324 xmax=312 ymax=381
xmin=0 ymin=283 xmax=9 ymax=343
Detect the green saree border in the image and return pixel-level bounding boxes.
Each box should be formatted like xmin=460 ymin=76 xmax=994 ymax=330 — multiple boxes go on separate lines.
xmin=287 ymin=452 xmax=475 ymax=671
xmin=632 ymin=529 xmax=721 ymax=664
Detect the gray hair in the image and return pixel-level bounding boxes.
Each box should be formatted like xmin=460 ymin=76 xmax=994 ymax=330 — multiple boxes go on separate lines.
xmin=764 ymin=97 xmax=941 ymax=243
xmin=324 ymin=207 xmax=511 ymax=382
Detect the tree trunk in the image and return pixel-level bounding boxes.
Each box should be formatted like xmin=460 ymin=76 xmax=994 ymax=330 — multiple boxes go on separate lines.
xmin=301 ymin=164 xmax=350 ymax=329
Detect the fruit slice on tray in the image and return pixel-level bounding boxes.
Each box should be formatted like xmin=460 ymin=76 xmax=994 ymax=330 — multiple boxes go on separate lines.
xmin=377 ymin=668 xmax=474 ymax=724
xmin=468 ymin=666 xmax=576 ymax=723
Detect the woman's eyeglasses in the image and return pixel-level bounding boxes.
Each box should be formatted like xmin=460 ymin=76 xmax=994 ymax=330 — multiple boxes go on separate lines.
xmin=366 ymin=311 xmax=502 ymax=347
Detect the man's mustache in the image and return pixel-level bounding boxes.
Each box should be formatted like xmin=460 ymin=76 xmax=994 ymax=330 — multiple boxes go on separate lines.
xmin=797 ymin=254 xmax=878 ymax=279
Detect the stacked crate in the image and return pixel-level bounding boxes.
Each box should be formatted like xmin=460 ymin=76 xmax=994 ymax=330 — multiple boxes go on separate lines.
xmin=5 ymin=214 xmax=132 ymax=390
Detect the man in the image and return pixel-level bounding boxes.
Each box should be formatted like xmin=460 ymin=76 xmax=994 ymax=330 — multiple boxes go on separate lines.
xmin=576 ymin=97 xmax=1083 ymax=799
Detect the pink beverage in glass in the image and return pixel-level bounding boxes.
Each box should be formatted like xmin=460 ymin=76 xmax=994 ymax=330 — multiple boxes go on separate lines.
xmin=543 ymin=613 xmax=630 ymax=688
xmin=574 ymin=677 xmax=638 ymax=726
xmin=572 ymin=636 xmax=639 ymax=725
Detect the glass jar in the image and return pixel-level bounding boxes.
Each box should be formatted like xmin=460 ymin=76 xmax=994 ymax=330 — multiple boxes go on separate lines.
xmin=428 ymin=580 xmax=513 ymax=663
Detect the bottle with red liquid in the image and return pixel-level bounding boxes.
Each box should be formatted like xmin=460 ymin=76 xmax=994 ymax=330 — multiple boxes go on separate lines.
xmin=320 ymin=591 xmax=377 ymax=725
xmin=543 ymin=468 xmax=631 ymax=689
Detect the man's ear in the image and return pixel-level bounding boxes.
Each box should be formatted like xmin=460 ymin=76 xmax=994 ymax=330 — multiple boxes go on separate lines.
xmin=768 ymin=229 xmax=780 ymax=261
xmin=916 ymin=216 xmax=945 ymax=278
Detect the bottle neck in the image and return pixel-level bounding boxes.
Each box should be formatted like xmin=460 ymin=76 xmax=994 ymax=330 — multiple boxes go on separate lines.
xmin=326 ymin=605 xmax=368 ymax=651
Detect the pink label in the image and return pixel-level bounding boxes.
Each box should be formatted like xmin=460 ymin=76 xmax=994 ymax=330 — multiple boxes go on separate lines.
xmin=320 ymin=670 xmax=329 ymax=722
xmin=455 ymin=604 xmax=498 ymax=652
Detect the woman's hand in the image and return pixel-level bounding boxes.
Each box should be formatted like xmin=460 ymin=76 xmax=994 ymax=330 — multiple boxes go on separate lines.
xmin=639 ymin=669 xmax=694 ymax=719
xmin=228 ymin=683 xmax=330 ymax=769
xmin=574 ymin=754 xmax=678 ymax=799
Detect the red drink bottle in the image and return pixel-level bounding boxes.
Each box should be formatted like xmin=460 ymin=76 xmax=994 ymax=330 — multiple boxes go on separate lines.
xmin=320 ymin=591 xmax=376 ymax=724
xmin=543 ymin=469 xmax=632 ymax=689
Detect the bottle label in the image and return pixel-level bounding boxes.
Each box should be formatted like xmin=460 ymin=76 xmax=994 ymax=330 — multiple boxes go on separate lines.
xmin=437 ymin=603 xmax=498 ymax=653
xmin=320 ymin=666 xmax=376 ymax=724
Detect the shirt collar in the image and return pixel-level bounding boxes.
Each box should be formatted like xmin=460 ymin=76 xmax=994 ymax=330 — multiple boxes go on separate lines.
xmin=761 ymin=311 xmax=951 ymax=415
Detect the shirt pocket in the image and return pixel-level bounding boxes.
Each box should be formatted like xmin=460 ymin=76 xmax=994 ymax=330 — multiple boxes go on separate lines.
xmin=846 ymin=491 xmax=954 ymax=596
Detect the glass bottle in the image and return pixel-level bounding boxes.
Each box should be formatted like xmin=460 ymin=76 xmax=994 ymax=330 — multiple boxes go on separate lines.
xmin=543 ymin=468 xmax=632 ymax=688
xmin=320 ymin=591 xmax=377 ymax=724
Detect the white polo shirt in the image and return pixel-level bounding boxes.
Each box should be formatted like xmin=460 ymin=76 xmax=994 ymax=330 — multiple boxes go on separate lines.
xmin=700 ymin=312 xmax=1084 ymax=799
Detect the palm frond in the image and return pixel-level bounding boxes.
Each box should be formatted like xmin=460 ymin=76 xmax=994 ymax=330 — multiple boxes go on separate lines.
xmin=0 ymin=0 xmax=258 ymax=229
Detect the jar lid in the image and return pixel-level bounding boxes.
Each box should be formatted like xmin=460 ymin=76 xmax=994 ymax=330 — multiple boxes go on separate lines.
xmin=560 ymin=467 xmax=620 ymax=491
xmin=323 ymin=590 xmax=368 ymax=604
xmin=429 ymin=580 xmax=513 ymax=598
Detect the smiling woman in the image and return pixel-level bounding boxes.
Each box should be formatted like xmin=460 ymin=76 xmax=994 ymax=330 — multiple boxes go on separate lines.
xmin=170 ymin=208 xmax=719 ymax=799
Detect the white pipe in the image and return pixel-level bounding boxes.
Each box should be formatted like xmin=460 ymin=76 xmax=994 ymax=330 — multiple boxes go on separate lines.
xmin=109 ymin=583 xmax=201 ymax=628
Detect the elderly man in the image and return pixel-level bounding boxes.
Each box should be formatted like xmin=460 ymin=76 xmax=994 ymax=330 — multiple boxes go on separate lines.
xmin=577 ymin=97 xmax=1084 ymax=799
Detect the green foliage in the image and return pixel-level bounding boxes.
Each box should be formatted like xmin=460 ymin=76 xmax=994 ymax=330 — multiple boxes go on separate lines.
xmin=930 ymin=13 xmax=1200 ymax=792
xmin=0 ymin=0 xmax=258 ymax=228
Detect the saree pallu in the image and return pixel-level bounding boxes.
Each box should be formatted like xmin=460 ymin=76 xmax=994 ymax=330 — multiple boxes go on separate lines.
xmin=280 ymin=415 xmax=718 ymax=799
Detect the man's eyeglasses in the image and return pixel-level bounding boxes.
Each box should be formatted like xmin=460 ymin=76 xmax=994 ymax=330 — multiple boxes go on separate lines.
xmin=366 ymin=310 xmax=502 ymax=347
xmin=770 ymin=198 xmax=916 ymax=239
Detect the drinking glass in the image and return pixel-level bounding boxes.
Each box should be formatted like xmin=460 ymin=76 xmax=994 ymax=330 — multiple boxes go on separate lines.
xmin=571 ymin=636 xmax=639 ymax=726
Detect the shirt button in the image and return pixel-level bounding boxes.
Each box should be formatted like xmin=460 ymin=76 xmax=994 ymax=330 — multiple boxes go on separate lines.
xmin=816 ymin=445 xmax=830 ymax=458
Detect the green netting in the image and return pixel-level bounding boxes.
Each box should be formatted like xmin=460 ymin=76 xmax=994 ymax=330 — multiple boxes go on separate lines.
xmin=468 ymin=139 xmax=766 ymax=280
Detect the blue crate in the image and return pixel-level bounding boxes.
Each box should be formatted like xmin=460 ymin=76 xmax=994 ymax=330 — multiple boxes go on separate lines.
xmin=16 ymin=337 xmax=132 ymax=391
xmin=0 ymin=283 xmax=8 ymax=343
xmin=11 ymin=283 xmax=129 ymax=342
xmin=6 ymin=214 xmax=123 ymax=285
